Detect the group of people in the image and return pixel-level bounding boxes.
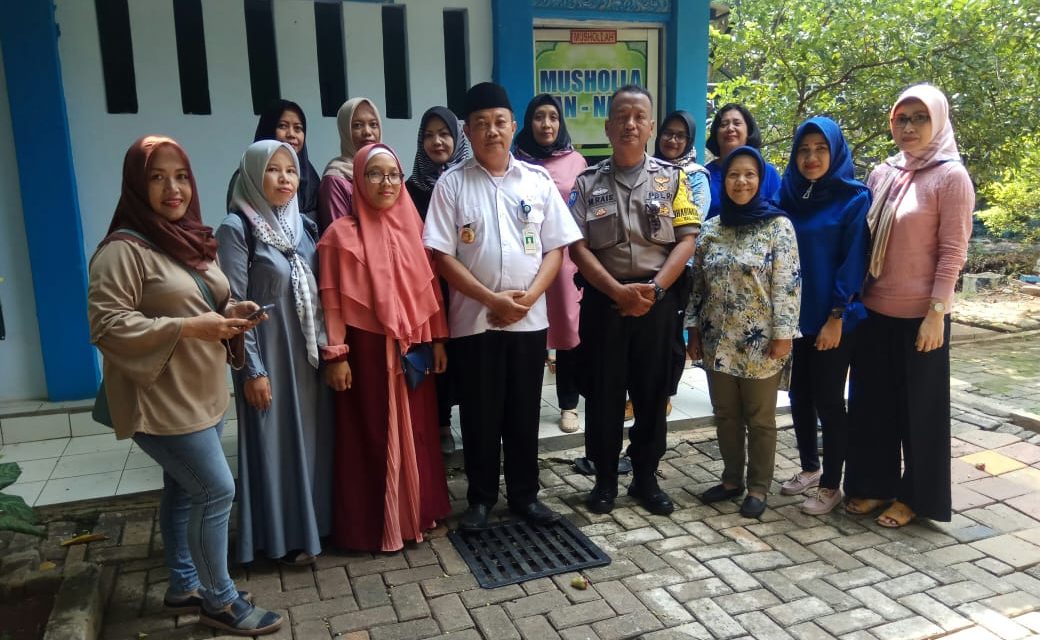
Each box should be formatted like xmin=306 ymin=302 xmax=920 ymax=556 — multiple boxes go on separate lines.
xmin=86 ymin=78 xmax=972 ymax=636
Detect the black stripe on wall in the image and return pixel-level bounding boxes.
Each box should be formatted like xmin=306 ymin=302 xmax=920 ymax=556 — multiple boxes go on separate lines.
xmin=381 ymin=5 xmax=410 ymax=119
xmin=243 ymin=0 xmax=280 ymax=114
xmin=442 ymin=9 xmax=469 ymax=117
xmin=173 ymin=0 xmax=211 ymax=115
xmin=94 ymin=0 xmax=138 ymax=113
xmin=314 ymin=1 xmax=347 ymax=118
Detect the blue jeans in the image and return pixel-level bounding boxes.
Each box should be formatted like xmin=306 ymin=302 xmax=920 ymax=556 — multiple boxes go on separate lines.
xmin=134 ymin=421 xmax=237 ymax=610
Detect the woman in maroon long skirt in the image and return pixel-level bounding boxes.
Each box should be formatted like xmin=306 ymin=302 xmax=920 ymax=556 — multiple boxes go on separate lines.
xmin=318 ymin=143 xmax=451 ymax=552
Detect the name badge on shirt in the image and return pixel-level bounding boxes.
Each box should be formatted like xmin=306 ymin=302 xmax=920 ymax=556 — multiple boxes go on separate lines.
xmin=523 ymin=225 xmax=538 ymax=255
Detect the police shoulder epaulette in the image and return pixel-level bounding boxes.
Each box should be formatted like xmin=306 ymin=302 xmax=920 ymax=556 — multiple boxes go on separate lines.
xmin=648 ymin=157 xmax=680 ymax=171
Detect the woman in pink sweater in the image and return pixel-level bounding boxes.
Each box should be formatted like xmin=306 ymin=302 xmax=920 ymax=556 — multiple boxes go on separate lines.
xmin=845 ymin=84 xmax=974 ymax=527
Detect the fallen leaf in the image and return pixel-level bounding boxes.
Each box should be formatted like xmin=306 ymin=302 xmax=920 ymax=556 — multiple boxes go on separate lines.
xmin=975 ymin=463 xmax=986 ymax=471
xmin=61 ymin=533 xmax=109 ymax=546
xmin=570 ymin=576 xmax=589 ymax=590
xmin=38 ymin=561 xmax=57 ymax=571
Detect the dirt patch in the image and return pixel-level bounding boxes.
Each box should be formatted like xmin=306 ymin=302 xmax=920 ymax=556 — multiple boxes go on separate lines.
xmin=955 ymin=277 xmax=1040 ymax=332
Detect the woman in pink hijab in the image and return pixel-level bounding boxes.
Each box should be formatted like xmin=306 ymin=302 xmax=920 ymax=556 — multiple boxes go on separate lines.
xmin=845 ymin=84 xmax=974 ymax=528
xmin=318 ymin=143 xmax=451 ymax=552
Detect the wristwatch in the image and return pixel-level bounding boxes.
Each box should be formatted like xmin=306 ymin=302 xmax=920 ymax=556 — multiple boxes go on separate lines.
xmin=931 ymin=300 xmax=947 ymax=313
xmin=649 ymin=279 xmax=666 ymax=302
xmin=829 ymin=306 xmax=844 ymax=320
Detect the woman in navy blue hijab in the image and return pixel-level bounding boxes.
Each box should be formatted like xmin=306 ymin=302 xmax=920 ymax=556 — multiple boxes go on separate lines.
xmin=777 ymin=116 xmax=871 ymax=515
xmin=687 ymin=146 xmax=801 ymax=519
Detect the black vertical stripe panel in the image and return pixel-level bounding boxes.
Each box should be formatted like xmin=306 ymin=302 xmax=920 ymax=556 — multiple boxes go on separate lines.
xmin=381 ymin=5 xmax=410 ymax=119
xmin=314 ymin=1 xmax=347 ymax=117
xmin=173 ymin=0 xmax=211 ymax=114
xmin=243 ymin=0 xmax=280 ymax=114
xmin=442 ymin=9 xmax=469 ymax=117
xmin=94 ymin=0 xmax=138 ymax=113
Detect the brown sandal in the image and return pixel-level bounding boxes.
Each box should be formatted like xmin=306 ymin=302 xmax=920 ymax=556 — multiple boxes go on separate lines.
xmin=876 ymin=501 xmax=915 ymax=528
xmin=845 ymin=497 xmax=888 ymax=515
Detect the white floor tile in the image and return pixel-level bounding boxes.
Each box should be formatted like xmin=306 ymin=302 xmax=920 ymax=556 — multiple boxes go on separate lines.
xmin=51 ymin=449 xmax=130 ymax=479
xmin=116 ymin=466 xmax=164 ymax=495
xmin=125 ymin=448 xmax=159 ymax=470
xmin=6 ymin=481 xmax=45 ymax=506
xmin=70 ymin=411 xmax=114 ymax=437
xmin=62 ymin=433 xmax=131 ymax=456
xmin=8 ymin=457 xmax=58 ymax=483
xmin=0 ymin=438 xmax=69 ymax=462
xmin=36 ymin=471 xmax=122 ymax=506
xmin=1 ymin=413 xmax=71 ymax=444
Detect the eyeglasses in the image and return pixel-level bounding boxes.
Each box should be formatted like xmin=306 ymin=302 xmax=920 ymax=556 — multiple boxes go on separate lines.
xmin=364 ymin=171 xmax=404 ymax=185
xmin=891 ymin=113 xmax=930 ymax=129
xmin=661 ymin=131 xmax=688 ymax=142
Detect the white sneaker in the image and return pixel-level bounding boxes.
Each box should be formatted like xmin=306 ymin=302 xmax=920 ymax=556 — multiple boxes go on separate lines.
xmin=560 ymin=410 xmax=580 ymax=433
xmin=780 ymin=469 xmax=821 ymax=495
xmin=801 ymin=487 xmax=842 ymax=515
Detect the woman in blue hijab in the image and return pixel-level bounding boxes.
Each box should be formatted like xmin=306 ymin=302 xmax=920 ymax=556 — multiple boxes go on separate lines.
xmin=686 ymin=146 xmax=801 ymax=519
xmin=776 ymin=117 xmax=871 ymax=515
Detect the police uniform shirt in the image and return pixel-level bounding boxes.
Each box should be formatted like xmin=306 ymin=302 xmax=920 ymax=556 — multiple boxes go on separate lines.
xmin=570 ymin=154 xmax=700 ymax=280
xmin=423 ymin=154 xmax=583 ymax=338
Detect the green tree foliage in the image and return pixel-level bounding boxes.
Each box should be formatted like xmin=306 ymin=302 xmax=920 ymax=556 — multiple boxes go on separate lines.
xmin=710 ymin=0 xmax=1040 ymax=189
xmin=978 ymin=143 xmax=1040 ymax=241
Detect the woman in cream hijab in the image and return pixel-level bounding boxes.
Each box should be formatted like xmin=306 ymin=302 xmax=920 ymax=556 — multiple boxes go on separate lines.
xmin=317 ymin=97 xmax=383 ymax=232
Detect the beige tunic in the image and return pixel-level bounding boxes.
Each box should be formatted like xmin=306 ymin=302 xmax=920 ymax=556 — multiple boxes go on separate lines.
xmin=88 ymin=240 xmax=234 ymax=440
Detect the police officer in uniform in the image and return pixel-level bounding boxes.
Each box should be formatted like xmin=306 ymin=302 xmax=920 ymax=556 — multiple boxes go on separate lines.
xmin=569 ymin=85 xmax=701 ymax=515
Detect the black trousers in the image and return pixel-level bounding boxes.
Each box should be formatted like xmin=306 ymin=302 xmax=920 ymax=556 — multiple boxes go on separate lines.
xmin=555 ymin=348 xmax=580 ymax=410
xmin=788 ymin=333 xmax=855 ymax=489
xmin=452 ymin=329 xmax=547 ymax=508
xmin=577 ymin=285 xmax=678 ymax=489
xmin=846 ymin=311 xmax=952 ymax=521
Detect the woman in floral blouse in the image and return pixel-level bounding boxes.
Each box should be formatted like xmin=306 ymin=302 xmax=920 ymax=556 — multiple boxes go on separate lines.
xmin=686 ymin=146 xmax=801 ymax=519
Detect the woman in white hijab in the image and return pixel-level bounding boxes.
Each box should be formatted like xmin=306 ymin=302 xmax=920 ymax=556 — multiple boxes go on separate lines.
xmin=216 ymin=140 xmax=333 ymax=566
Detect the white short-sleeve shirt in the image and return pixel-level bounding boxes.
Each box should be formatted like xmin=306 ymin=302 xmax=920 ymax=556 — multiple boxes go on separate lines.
xmin=423 ymin=154 xmax=583 ymax=338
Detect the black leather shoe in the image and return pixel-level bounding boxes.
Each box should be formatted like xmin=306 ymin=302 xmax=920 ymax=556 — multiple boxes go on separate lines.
xmin=585 ymin=485 xmax=617 ymax=514
xmin=700 ymin=484 xmax=744 ymax=504
xmin=458 ymin=504 xmax=490 ymax=531
xmin=509 ymin=501 xmax=562 ymax=526
xmin=627 ymin=481 xmax=675 ymax=516
xmin=740 ymin=495 xmax=767 ymax=519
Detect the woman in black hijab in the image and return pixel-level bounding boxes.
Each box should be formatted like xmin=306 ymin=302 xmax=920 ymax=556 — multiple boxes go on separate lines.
xmin=229 ymin=100 xmax=321 ymax=222
xmin=406 ymin=106 xmax=471 ymax=219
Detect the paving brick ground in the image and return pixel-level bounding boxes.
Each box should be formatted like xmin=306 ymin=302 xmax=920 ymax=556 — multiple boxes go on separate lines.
xmin=4 ymin=338 xmax=1040 ymax=639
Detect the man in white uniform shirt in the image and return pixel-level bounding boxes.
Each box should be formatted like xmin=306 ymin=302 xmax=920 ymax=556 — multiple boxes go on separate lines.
xmin=424 ymin=82 xmax=583 ymax=531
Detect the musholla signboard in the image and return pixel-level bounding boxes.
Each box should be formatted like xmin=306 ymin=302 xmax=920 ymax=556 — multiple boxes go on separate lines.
xmin=534 ymin=27 xmax=659 ymax=157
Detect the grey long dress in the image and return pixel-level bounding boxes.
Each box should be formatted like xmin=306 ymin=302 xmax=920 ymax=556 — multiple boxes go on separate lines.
xmin=216 ymin=213 xmax=333 ymax=563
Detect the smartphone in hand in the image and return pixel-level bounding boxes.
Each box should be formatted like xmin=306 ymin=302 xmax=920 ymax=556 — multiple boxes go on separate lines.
xmin=247 ymin=303 xmax=276 ymax=321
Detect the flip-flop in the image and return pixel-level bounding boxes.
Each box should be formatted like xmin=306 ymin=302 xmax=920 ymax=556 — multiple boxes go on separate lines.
xmin=279 ymin=550 xmax=316 ymax=567
xmin=844 ymin=497 xmax=888 ymax=515
xmin=877 ymin=501 xmax=915 ymax=528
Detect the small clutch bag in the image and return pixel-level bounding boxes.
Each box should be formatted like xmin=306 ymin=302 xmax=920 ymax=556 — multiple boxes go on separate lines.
xmin=401 ymin=344 xmax=434 ymax=390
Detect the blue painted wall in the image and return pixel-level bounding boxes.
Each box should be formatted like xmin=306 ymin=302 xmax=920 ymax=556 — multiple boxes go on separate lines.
xmin=0 ymin=0 xmax=98 ymax=400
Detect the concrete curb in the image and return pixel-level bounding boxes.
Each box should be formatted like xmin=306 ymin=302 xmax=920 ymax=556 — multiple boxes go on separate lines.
xmin=43 ymin=562 xmax=104 ymax=640
xmin=951 ymin=388 xmax=1040 ymax=434
xmin=950 ymin=326 xmax=1040 ymax=345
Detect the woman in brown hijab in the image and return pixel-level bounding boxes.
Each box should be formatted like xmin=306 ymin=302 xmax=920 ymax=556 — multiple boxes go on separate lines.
xmin=88 ymin=136 xmax=283 ymax=636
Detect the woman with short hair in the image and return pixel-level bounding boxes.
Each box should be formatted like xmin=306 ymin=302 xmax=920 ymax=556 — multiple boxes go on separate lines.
xmin=704 ymin=103 xmax=781 ymax=219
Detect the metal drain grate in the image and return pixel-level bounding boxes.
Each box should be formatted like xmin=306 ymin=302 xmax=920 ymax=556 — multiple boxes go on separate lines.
xmin=448 ymin=517 xmax=611 ymax=589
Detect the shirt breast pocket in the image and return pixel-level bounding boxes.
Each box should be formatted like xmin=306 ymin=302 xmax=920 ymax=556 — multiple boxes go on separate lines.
xmin=585 ymin=203 xmax=624 ymax=250
xmin=456 ymin=206 xmax=483 ymax=249
xmin=644 ymin=197 xmax=677 ymax=245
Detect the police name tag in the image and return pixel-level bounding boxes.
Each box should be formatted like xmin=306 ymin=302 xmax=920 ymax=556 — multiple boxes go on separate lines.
xmin=523 ymin=225 xmax=538 ymax=255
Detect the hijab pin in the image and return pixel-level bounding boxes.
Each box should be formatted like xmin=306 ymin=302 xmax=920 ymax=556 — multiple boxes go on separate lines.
xmin=802 ymin=181 xmax=815 ymax=200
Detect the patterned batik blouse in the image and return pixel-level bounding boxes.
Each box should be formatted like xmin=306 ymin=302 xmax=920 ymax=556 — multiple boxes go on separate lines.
xmin=686 ymin=216 xmax=802 ymax=379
